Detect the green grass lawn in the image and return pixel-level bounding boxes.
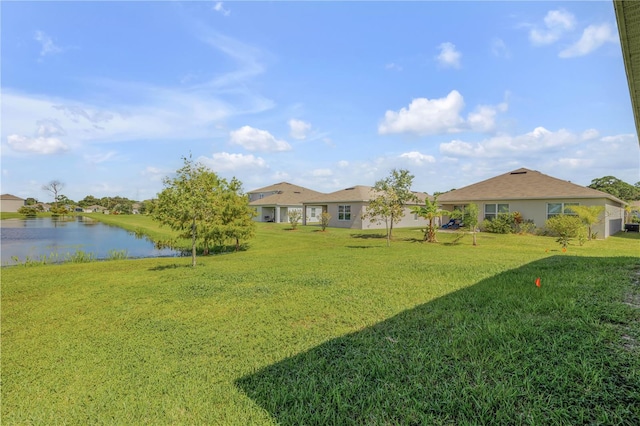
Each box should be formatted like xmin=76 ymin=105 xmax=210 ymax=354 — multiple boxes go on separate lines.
xmin=2 ymin=217 xmax=639 ymax=424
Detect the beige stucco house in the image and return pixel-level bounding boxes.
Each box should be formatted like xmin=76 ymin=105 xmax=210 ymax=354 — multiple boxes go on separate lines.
xmin=248 ymin=182 xmax=326 ymax=223
xmin=0 ymin=194 xmax=26 ymax=212
xmin=302 ymin=185 xmax=432 ymax=230
xmin=437 ymin=168 xmax=627 ymax=238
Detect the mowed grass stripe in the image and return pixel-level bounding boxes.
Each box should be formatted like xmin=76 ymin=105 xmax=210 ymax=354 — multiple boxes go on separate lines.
xmin=2 ymin=219 xmax=639 ymax=424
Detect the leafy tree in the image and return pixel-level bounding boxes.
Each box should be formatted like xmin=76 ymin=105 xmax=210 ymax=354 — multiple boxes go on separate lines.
xmin=25 ymin=197 xmax=38 ymax=206
xmin=78 ymin=195 xmax=101 ymax=208
xmin=42 ymin=180 xmax=64 ymax=210
xmin=153 ymin=157 xmax=255 ymax=266
xmin=452 ymin=203 xmax=480 ymax=245
xmin=588 ymin=176 xmax=640 ymax=201
xmin=18 ymin=206 xmax=39 ymax=217
xmin=57 ymin=195 xmax=75 ymax=207
xmin=567 ymin=205 xmax=605 ymax=240
xmin=320 ymin=211 xmax=331 ymax=231
xmin=288 ymin=209 xmax=302 ymax=230
xmin=545 ymin=215 xmax=586 ymax=249
xmin=362 ymin=169 xmax=417 ymax=246
xmin=154 ymin=157 xmax=221 ymax=266
xmin=204 ymin=177 xmax=256 ymax=252
xmin=411 ymin=195 xmax=446 ymax=243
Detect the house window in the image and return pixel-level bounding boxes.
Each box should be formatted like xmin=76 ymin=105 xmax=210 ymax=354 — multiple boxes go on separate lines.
xmin=547 ymin=202 xmax=579 ymax=219
xmin=338 ymin=205 xmax=351 ymax=221
xmin=310 ymin=207 xmax=317 ymax=218
xmin=484 ymin=203 xmax=509 ymax=220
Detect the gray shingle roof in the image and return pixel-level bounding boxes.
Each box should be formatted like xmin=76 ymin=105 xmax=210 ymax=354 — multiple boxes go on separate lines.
xmin=248 ymin=182 xmax=325 ymax=206
xmin=304 ymin=185 xmax=430 ymax=204
xmin=1 ymin=194 xmax=25 ymax=201
xmin=437 ymin=168 xmax=625 ymax=204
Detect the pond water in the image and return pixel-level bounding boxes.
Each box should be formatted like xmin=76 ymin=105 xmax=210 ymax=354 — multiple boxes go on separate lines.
xmin=1 ymin=216 xmax=182 ymax=265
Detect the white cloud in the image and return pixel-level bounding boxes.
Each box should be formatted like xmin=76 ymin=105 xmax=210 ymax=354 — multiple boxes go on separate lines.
xmin=581 ymin=129 xmax=600 ymax=140
xmin=7 ymin=134 xmax=69 ymax=155
xmin=379 ymin=91 xmax=508 ymax=136
xmin=288 ymin=119 xmax=311 ymax=140
xmin=84 ymin=151 xmax=118 ymax=164
xmin=559 ymin=23 xmax=617 ymax=58
xmin=379 ymin=90 xmax=465 ymax=135
xmin=338 ymin=160 xmax=349 ymax=168
xmin=440 ymin=126 xmax=580 ymax=159
xmin=311 ymin=168 xmax=333 ymax=177
xmin=555 ymin=158 xmax=594 ymax=169
xmin=34 ymin=30 xmax=63 ymax=57
xmin=200 ymin=152 xmax=267 ymax=172
xmin=436 ymin=42 xmax=461 ymax=69
xmin=229 ymin=126 xmax=291 ymax=152
xmin=385 ymin=62 xmax=403 ymax=71
xmin=141 ymin=166 xmax=167 ymax=182
xmin=213 ymin=2 xmax=230 ymax=17
xmin=491 ymin=38 xmax=510 ymax=58
xmin=399 ymin=151 xmax=436 ymax=165
xmin=529 ymin=9 xmax=575 ymax=46
xmin=467 ymin=105 xmax=500 ymax=133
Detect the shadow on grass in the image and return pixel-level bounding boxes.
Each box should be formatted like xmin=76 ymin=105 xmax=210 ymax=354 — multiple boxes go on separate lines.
xmin=350 ymin=233 xmax=386 ymax=240
xmin=237 ymin=256 xmax=640 ymax=425
xmin=148 ymin=263 xmax=193 ymax=271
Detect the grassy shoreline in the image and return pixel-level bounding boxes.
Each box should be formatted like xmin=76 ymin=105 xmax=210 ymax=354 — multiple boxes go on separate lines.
xmin=2 ymin=217 xmax=639 ymax=424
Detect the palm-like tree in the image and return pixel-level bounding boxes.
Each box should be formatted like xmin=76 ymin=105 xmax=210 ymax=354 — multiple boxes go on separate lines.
xmin=411 ymin=195 xmax=445 ymax=243
xmin=567 ymin=205 xmax=605 ymax=240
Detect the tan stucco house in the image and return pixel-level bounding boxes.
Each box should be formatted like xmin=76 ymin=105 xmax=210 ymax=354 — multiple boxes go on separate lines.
xmin=83 ymin=205 xmax=107 ymax=213
xmin=438 ymin=168 xmax=627 ymax=238
xmin=302 ymin=185 xmax=432 ymax=230
xmin=248 ymin=182 xmax=326 ymax=223
xmin=0 ymin=194 xmax=26 ymax=212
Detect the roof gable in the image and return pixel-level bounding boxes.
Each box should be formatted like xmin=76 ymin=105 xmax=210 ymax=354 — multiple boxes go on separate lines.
xmin=248 ymin=182 xmax=325 ymax=206
xmin=438 ymin=168 xmax=624 ymax=204
xmin=304 ymin=185 xmax=430 ymax=204
xmin=1 ymin=194 xmax=25 ymax=201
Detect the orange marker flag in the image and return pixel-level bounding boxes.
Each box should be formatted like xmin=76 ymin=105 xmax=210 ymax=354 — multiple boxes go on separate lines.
xmin=535 ymin=277 xmax=541 ymax=287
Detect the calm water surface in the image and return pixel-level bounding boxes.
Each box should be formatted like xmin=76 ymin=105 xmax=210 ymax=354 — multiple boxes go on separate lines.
xmin=1 ymin=216 xmax=181 ymax=265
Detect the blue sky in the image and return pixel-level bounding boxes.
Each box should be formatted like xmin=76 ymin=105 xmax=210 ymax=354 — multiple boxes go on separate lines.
xmin=1 ymin=1 xmax=638 ymax=202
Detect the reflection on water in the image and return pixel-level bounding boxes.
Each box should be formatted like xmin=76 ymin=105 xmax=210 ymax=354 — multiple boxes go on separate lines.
xmin=1 ymin=216 xmax=181 ymax=265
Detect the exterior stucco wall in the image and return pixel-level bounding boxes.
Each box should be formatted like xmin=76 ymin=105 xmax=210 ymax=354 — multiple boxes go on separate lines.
xmin=604 ymin=199 xmax=625 ymax=237
xmin=322 ymin=202 xmax=428 ymax=230
xmin=1 ymin=198 xmax=25 ymax=212
xmin=441 ymin=198 xmax=623 ymax=238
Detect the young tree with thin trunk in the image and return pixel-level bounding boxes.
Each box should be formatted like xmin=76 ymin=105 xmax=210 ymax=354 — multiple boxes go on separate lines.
xmin=362 ymin=169 xmax=417 ymax=246
xmin=411 ymin=195 xmax=445 ymax=243
xmin=452 ymin=203 xmax=480 ymax=245
xmin=153 ymin=156 xmax=255 ymax=266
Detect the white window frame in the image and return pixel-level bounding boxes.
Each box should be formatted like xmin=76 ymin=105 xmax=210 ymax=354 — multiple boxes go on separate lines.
xmin=338 ymin=205 xmax=351 ymax=221
xmin=547 ymin=202 xmax=579 ymax=219
xmin=484 ymin=203 xmax=509 ymax=221
xmin=310 ymin=207 xmax=317 ymax=218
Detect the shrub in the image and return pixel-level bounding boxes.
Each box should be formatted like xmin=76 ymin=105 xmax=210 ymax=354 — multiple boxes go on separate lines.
xmin=288 ymin=209 xmax=302 ymax=230
xmin=515 ymin=220 xmax=537 ymax=235
xmin=320 ymin=211 xmax=331 ymax=231
xmin=482 ymin=213 xmax=517 ymax=234
xmin=544 ymin=215 xmax=586 ymax=248
xmin=17 ymin=206 xmax=39 ymax=217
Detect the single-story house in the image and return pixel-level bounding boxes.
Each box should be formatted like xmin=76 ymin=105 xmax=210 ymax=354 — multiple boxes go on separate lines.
xmin=301 ymin=185 xmax=432 ymax=230
xmin=0 ymin=194 xmax=26 ymax=212
xmin=248 ymin=182 xmax=326 ymax=223
xmin=84 ymin=205 xmax=107 ymax=213
xmin=437 ymin=168 xmax=627 ymax=238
